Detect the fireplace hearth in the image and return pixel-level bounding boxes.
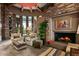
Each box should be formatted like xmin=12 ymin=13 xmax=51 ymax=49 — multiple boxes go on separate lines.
xmin=55 ymin=32 xmax=76 ymax=43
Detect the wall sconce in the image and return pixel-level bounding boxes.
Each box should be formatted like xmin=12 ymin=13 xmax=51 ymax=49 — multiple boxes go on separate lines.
xmin=39 ymin=15 xmax=42 ymax=18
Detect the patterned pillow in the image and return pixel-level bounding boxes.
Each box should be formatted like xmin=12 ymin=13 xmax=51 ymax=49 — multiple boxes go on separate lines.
xmin=70 ymin=48 xmax=79 ymax=56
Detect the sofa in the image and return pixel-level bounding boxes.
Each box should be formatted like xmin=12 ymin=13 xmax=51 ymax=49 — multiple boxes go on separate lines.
xmin=11 ymin=33 xmax=27 ymax=50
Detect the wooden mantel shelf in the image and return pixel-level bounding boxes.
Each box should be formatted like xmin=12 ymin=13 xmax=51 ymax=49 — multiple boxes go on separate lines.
xmin=53 ymin=30 xmax=76 ymax=33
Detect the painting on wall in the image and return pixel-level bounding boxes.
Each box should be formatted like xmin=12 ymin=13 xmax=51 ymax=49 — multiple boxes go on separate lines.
xmin=55 ymin=19 xmax=71 ymax=30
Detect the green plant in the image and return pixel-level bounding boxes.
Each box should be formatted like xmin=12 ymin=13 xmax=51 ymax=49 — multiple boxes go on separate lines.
xmin=38 ymin=20 xmax=48 ymax=44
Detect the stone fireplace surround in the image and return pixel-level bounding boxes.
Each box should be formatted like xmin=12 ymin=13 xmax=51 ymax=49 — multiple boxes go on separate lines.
xmin=52 ymin=13 xmax=79 ymax=44
xmin=54 ymin=32 xmax=76 ymax=43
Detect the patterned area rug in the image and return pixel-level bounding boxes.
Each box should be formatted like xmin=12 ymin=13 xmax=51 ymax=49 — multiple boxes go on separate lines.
xmin=0 ymin=40 xmax=47 ymax=56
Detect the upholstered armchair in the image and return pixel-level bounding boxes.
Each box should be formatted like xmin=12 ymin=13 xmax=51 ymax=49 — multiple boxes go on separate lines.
xmin=11 ymin=33 xmax=26 ymax=50
xmin=25 ymin=32 xmax=38 ymax=46
xmin=66 ymin=43 xmax=79 ymax=56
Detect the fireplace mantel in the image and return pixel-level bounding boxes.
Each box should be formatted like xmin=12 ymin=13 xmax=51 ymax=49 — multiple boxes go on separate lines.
xmin=53 ymin=30 xmax=76 ymax=33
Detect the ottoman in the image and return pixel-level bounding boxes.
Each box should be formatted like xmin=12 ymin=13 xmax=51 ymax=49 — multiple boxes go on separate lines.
xmin=33 ymin=40 xmax=43 ymax=48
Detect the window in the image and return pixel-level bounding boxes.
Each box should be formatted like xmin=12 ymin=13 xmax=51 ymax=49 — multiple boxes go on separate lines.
xmin=16 ymin=15 xmax=20 ymax=28
xmin=22 ymin=16 xmax=26 ymax=34
xmin=28 ymin=16 xmax=32 ymax=30
xmin=22 ymin=16 xmax=37 ymax=33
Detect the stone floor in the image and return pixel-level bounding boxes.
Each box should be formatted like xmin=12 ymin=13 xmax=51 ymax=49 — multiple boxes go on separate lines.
xmin=0 ymin=40 xmax=48 ymax=56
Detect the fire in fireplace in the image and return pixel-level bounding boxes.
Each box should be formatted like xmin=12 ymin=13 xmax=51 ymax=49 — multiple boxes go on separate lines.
xmin=55 ymin=32 xmax=76 ymax=43
xmin=59 ymin=36 xmax=71 ymax=43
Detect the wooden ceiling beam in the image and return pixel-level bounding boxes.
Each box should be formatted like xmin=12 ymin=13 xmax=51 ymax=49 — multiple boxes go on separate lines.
xmin=56 ymin=4 xmax=73 ymax=9
xmin=5 ymin=5 xmax=50 ymax=16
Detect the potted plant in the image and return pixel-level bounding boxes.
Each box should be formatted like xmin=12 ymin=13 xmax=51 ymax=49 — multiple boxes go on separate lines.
xmin=38 ymin=20 xmax=48 ymax=45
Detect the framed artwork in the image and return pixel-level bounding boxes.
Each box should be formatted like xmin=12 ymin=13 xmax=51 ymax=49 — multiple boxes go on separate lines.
xmin=55 ymin=19 xmax=71 ymax=30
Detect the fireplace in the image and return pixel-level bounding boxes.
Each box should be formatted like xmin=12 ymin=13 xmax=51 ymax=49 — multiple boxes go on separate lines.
xmin=54 ymin=32 xmax=76 ymax=43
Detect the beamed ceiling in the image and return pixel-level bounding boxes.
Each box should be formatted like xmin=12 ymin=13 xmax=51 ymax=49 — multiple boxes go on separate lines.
xmin=3 ymin=3 xmax=79 ymax=17
xmin=13 ymin=3 xmax=54 ymax=12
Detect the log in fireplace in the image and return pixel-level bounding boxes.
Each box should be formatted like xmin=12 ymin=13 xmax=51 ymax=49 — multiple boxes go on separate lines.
xmin=54 ymin=32 xmax=76 ymax=43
